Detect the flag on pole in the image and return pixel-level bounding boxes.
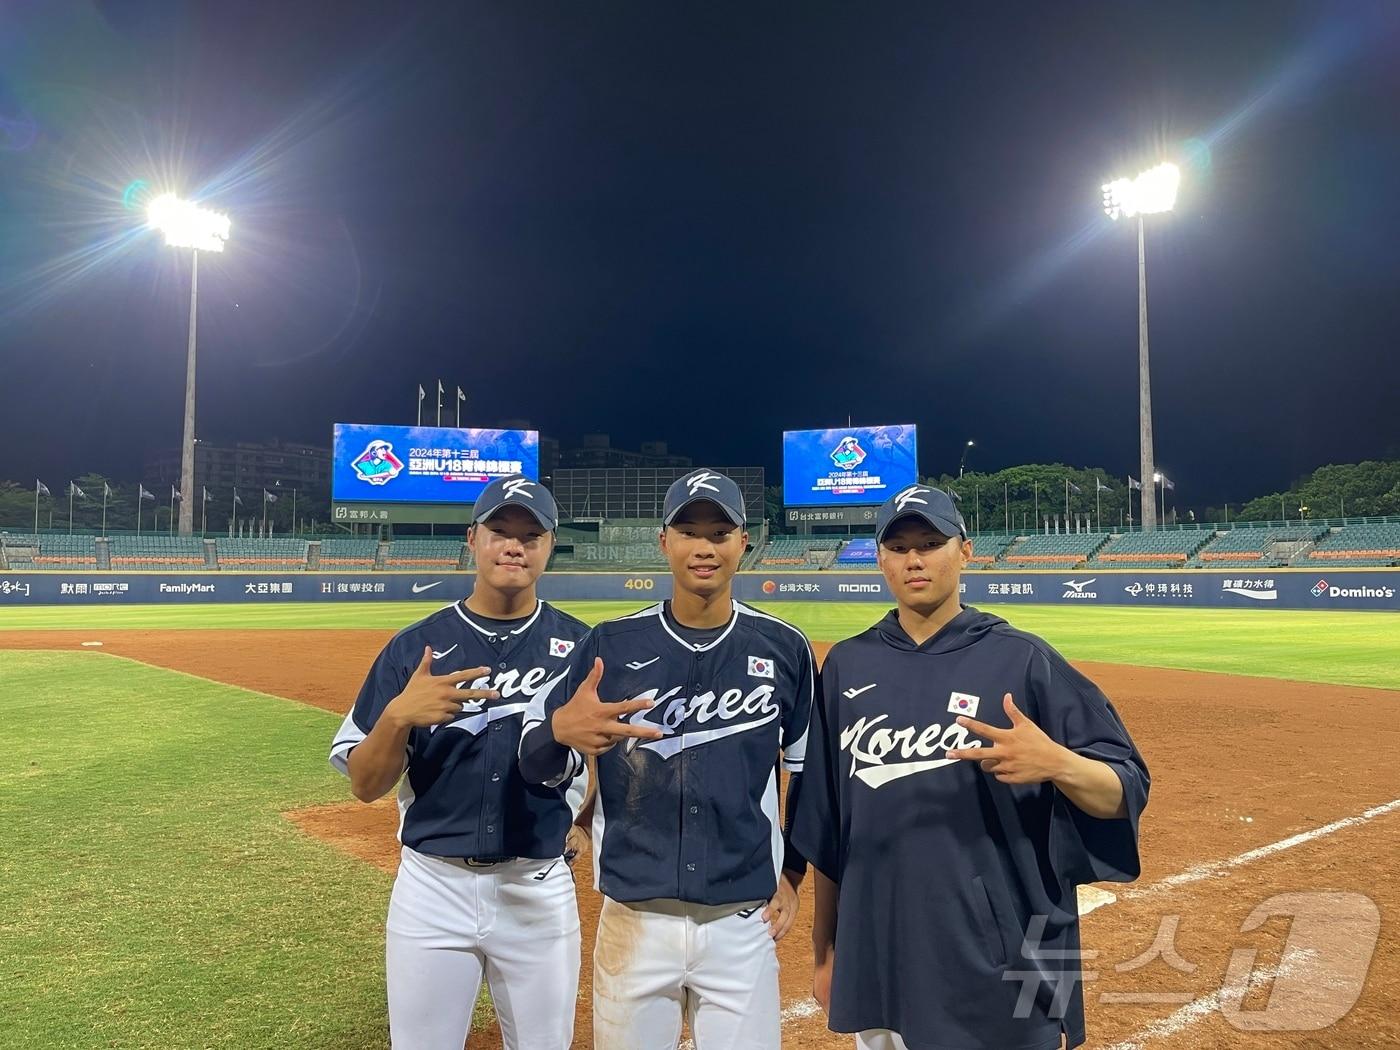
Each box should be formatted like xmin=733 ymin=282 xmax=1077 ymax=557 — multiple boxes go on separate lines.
xmin=103 ymin=482 xmax=112 ymax=498
xmin=1128 ymin=476 xmax=1142 ymax=491
xmin=1067 ymin=481 xmax=1083 ymax=495
xmin=417 ymin=384 xmax=425 ymax=400
xmin=437 ymin=379 xmax=445 ymax=396
xmin=947 ymin=488 xmax=962 ymax=503
xmin=202 ymin=486 xmax=212 ymax=502
xmin=171 ymin=485 xmax=183 ymax=502
xmin=456 ymin=386 xmax=466 ymax=402
xmin=1163 ymin=478 xmax=1175 ymax=491
xmin=1096 ymin=478 xmax=1112 ymax=492
xmin=36 ymin=480 xmax=50 ymax=497
xmin=69 ymin=482 xmax=87 ymax=499
xmin=263 ymin=489 xmax=278 ymax=503
xmin=233 ymin=489 xmax=244 ymax=506
xmin=138 ymin=485 xmax=155 ymax=501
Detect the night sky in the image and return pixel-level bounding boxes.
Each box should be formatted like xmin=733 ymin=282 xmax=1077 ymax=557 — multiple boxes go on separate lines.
xmin=3 ymin=1 xmax=1398 ymax=508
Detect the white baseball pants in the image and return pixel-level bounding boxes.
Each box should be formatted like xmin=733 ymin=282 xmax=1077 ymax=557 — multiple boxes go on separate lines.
xmin=385 ymin=847 xmax=580 ymax=1050
xmin=592 ymin=895 xmax=780 ymax=1050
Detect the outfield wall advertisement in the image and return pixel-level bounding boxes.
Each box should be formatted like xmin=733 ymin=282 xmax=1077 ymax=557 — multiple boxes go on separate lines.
xmin=782 ymin=424 xmax=918 ymax=507
xmin=332 ymin=423 xmax=539 ymax=504
xmin=1 ymin=570 xmax=1395 ymax=609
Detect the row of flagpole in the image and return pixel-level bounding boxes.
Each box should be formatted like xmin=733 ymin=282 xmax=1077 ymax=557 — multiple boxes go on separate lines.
xmin=940 ymin=473 xmax=1175 ymax=534
xmin=416 ymin=381 xmax=467 ymax=427
xmin=33 ymin=480 xmax=289 ymax=537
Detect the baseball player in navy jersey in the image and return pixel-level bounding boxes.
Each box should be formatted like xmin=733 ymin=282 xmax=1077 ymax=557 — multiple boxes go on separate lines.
xmin=329 ymin=475 xmax=590 ymax=1050
xmin=792 ymin=485 xmax=1149 ymax=1050
xmin=519 ymin=468 xmax=815 ymax=1050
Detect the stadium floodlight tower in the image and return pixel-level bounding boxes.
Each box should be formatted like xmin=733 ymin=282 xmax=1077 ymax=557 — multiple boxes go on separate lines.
xmin=1102 ymin=162 xmax=1179 ymax=531
xmin=147 ymin=193 xmax=231 ymax=536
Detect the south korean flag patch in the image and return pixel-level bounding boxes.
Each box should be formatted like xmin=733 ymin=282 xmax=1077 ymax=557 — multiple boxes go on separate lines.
xmin=747 ymin=655 xmax=775 ymax=679
xmin=549 ymin=638 xmax=576 ymax=658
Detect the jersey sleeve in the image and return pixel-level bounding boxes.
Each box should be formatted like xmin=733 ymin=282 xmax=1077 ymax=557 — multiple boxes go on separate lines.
xmin=518 ymin=629 xmax=597 ymax=788
xmin=789 ymin=657 xmax=843 ymax=883
xmin=1030 ymin=647 xmax=1150 ymax=886
xmin=780 ymin=637 xmax=816 ymax=773
xmin=329 ymin=635 xmax=412 ymax=776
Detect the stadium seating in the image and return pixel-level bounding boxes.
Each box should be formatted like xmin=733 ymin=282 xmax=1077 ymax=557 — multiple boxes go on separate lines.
xmin=215 ymin=538 xmax=310 ymax=571
xmin=109 ymin=535 xmax=210 ymax=570
xmin=0 ymin=532 xmax=39 ymax=569
xmin=756 ymin=536 xmax=842 ymax=570
xmin=32 ymin=535 xmax=99 ymax=569
xmin=1003 ymin=533 xmax=1109 ymax=568
xmin=316 ymin=537 xmax=381 ymax=569
xmin=382 ymin=538 xmax=465 ymax=570
xmin=968 ymin=533 xmax=1017 ymax=567
xmin=1305 ymin=523 xmax=1400 ymax=566
xmin=835 ymin=538 xmax=877 ymax=565
xmin=1090 ymin=529 xmax=1214 ymax=567
xmin=1192 ymin=526 xmax=1328 ymax=568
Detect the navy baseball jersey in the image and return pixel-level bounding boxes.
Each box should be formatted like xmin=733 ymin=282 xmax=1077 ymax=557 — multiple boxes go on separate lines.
xmin=330 ymin=600 xmax=589 ymax=860
xmin=792 ymin=607 xmax=1149 ymax=1050
xmin=519 ymin=600 xmax=814 ymax=906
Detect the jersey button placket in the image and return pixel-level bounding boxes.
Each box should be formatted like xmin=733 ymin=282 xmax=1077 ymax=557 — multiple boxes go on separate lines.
xmin=680 ymin=648 xmax=704 ymax=897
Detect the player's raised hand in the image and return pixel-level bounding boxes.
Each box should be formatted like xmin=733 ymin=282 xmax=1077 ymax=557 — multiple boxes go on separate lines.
xmin=551 ymin=658 xmax=664 ymax=756
xmin=386 ymin=646 xmax=500 ymax=729
xmin=947 ymin=693 xmax=1071 ymax=784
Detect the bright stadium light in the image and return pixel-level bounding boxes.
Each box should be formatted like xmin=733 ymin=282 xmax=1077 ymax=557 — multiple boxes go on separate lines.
xmin=147 ymin=193 xmax=231 ymax=252
xmin=1101 ymin=161 xmax=1181 ymax=531
xmin=147 ymin=192 xmax=232 ymax=535
xmin=1101 ymin=163 xmax=1180 ymax=221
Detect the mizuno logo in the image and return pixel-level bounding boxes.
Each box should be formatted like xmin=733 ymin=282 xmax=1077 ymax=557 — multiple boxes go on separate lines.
xmin=626 ymin=657 xmax=660 ymax=670
xmin=894 ymin=485 xmax=930 ymax=512
xmin=503 ymin=478 xmax=535 ymax=499
xmin=1063 ymin=578 xmax=1097 ymax=592
xmin=432 ymin=644 xmax=458 ymax=659
xmin=842 ymin=683 xmax=877 ymax=699
xmin=686 ymin=471 xmax=720 ymax=495
xmin=412 ymin=581 xmax=443 ymax=594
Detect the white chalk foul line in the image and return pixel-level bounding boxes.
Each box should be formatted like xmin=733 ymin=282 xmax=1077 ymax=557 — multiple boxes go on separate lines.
xmin=1127 ymin=797 xmax=1400 ymax=902
xmin=1100 ymin=953 xmax=1303 ymax=1050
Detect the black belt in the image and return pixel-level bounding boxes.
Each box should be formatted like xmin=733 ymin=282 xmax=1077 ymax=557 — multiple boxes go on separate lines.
xmin=463 ymin=855 xmax=518 ymax=867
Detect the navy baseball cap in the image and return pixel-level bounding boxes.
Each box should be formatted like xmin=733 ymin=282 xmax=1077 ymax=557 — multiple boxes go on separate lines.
xmin=472 ymin=475 xmax=558 ymax=531
xmin=663 ymin=469 xmax=746 ymax=527
xmin=875 ymin=485 xmax=966 ymax=543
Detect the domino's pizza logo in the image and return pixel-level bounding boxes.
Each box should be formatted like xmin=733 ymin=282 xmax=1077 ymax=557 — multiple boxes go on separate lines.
xmin=351 ymin=440 xmax=405 ymax=486
xmin=1311 ymin=578 xmax=1329 ymax=597
xmin=830 ymin=436 xmax=866 ymax=472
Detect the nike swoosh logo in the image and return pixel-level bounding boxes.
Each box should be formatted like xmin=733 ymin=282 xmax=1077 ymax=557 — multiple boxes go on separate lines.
xmin=431 ymin=644 xmax=458 ymax=660
xmin=853 ymin=757 xmax=959 ymax=788
xmin=411 ymin=581 xmax=443 ymax=594
xmin=842 ymin=684 xmax=877 ymax=699
xmin=626 ymin=657 xmax=660 ymax=670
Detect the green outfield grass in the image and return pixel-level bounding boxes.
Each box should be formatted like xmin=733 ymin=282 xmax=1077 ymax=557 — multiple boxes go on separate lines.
xmin=1 ymin=600 xmax=1396 ymax=690
xmin=0 ymin=652 xmax=393 ymax=1050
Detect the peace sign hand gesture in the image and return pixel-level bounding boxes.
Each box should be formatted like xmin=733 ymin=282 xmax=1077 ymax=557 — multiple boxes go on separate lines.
xmin=552 ymin=658 xmax=665 ymax=756
xmin=385 ymin=646 xmax=500 ymax=730
xmin=947 ymin=693 xmax=1071 ymax=785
